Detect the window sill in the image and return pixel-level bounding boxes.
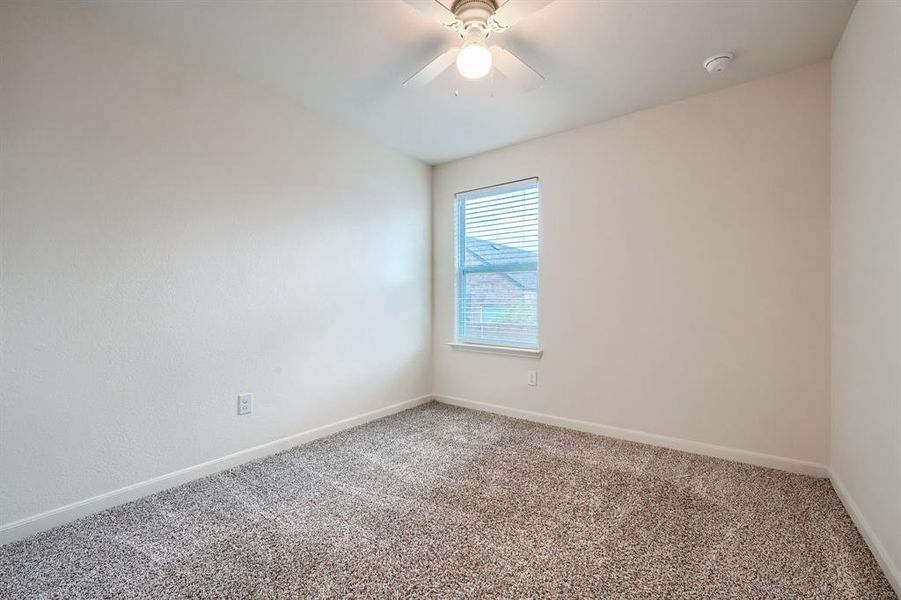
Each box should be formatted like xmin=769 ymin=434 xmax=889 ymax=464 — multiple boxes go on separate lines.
xmin=448 ymin=342 xmax=543 ymax=359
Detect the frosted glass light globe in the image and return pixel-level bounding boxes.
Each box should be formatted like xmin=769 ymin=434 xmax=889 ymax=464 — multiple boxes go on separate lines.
xmin=456 ymin=42 xmax=492 ymax=79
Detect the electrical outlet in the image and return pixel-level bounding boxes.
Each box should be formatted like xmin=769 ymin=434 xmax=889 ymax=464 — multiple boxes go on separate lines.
xmin=528 ymin=370 xmax=538 ymax=386
xmin=237 ymin=393 xmax=253 ymax=415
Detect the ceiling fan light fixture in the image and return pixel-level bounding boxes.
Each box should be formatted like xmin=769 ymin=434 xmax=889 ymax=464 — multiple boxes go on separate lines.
xmin=402 ymin=0 xmax=548 ymax=91
xmin=456 ymin=41 xmax=492 ymax=79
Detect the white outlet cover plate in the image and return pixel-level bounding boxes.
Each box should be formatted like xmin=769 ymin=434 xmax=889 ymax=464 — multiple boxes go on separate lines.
xmin=238 ymin=393 xmax=253 ymax=415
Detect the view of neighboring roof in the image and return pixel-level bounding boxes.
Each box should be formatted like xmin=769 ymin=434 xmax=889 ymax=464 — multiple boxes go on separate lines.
xmin=465 ymin=236 xmax=537 ymax=291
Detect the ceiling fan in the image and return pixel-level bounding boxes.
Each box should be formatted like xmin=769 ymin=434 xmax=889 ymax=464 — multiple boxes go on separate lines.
xmin=403 ymin=0 xmax=555 ymax=92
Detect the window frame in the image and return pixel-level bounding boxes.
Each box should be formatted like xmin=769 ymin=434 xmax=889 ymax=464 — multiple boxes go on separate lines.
xmin=453 ymin=177 xmax=541 ymax=352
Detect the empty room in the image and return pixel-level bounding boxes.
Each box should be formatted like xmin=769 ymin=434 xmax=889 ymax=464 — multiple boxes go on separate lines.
xmin=1 ymin=0 xmax=899 ymax=597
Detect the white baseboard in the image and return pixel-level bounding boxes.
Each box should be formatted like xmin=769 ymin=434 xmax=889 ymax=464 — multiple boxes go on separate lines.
xmin=0 ymin=394 xmax=432 ymax=546
xmin=434 ymin=395 xmax=828 ymax=477
xmin=829 ymin=468 xmax=901 ymax=596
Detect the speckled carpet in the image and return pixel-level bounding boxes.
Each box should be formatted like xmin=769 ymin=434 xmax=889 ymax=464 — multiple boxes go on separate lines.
xmin=0 ymin=402 xmax=894 ymax=599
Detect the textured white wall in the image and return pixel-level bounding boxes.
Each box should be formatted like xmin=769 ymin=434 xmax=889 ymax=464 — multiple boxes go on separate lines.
xmin=433 ymin=63 xmax=831 ymax=465
xmin=831 ymin=0 xmax=901 ymax=588
xmin=0 ymin=1 xmax=431 ymax=525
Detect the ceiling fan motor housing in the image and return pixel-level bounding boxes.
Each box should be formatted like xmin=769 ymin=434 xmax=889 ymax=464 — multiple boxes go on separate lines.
xmin=452 ymin=0 xmax=498 ymax=38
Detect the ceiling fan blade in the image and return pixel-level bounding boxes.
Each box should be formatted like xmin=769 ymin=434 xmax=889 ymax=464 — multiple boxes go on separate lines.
xmin=490 ymin=46 xmax=544 ymax=92
xmin=402 ymin=0 xmax=461 ymax=28
xmin=491 ymin=0 xmax=555 ymax=29
xmin=403 ymin=48 xmax=460 ymax=88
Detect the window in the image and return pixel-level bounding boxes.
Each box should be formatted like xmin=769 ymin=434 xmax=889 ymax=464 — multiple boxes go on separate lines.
xmin=455 ymin=178 xmax=539 ymax=349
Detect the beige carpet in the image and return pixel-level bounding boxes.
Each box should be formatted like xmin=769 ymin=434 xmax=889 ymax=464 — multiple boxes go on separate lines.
xmin=0 ymin=402 xmax=894 ymax=598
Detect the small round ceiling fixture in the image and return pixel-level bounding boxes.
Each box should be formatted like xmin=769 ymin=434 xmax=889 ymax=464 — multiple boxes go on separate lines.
xmin=703 ymin=53 xmax=734 ymax=74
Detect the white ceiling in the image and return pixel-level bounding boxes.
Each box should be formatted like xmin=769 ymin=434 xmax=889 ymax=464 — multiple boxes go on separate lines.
xmin=78 ymin=0 xmax=854 ymax=164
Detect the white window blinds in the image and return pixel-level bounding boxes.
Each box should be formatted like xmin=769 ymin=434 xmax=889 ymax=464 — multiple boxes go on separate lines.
xmin=455 ymin=178 xmax=539 ymax=348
